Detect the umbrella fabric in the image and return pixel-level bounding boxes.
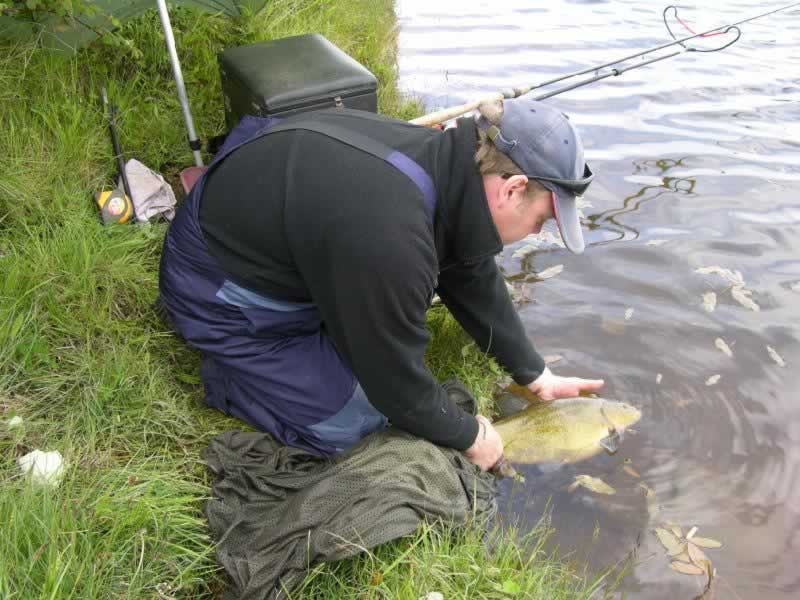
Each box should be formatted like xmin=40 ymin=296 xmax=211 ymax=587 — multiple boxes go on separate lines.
xmin=0 ymin=0 xmax=269 ymax=53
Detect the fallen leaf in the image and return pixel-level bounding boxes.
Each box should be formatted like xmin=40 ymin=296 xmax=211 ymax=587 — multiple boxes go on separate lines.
xmin=687 ymin=542 xmax=710 ymax=567
xmin=640 ymin=482 xmax=660 ymax=518
xmin=656 ymin=373 xmax=663 ymax=384
xmin=731 ymin=286 xmax=760 ymax=312
xmin=696 ymin=559 xmax=714 ymax=582
xmin=572 ymin=475 xmax=615 ymax=495
xmin=601 ymin=319 xmax=626 ymax=335
xmin=698 ymin=559 xmax=715 ymax=592
xmin=623 ymin=465 xmax=641 ymax=478
xmin=625 ymin=308 xmax=634 ymax=321
xmin=671 ymin=561 xmax=705 ymax=576
xmin=647 ymin=239 xmax=668 ymax=246
xmin=512 ymin=245 xmax=536 ymax=259
xmin=766 ymin=346 xmax=786 ymax=367
xmin=495 ymin=461 xmax=525 ymax=483
xmin=529 ymin=230 xmax=565 ymax=249
xmin=690 ymin=537 xmax=722 ymax=549
xmin=510 ymin=286 xmax=530 ymax=305
xmin=543 ymin=354 xmax=563 ymax=365
xmin=695 ymin=266 xmax=745 ymax=288
xmin=702 ymin=292 xmax=717 ymax=313
xmin=655 ymin=528 xmax=684 ymax=556
xmin=715 ymin=338 xmax=733 ymax=357
xmin=668 ymin=523 xmax=683 ymax=539
xmin=705 ymin=374 xmax=721 ymax=386
xmin=537 ymin=264 xmax=564 ymax=280
xmin=672 ymin=550 xmax=692 ymax=564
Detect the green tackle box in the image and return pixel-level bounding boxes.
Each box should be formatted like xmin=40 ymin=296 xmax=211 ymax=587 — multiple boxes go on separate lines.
xmin=219 ymin=33 xmax=379 ymax=129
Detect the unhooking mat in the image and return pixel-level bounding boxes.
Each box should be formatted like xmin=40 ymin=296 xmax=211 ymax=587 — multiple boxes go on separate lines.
xmin=203 ymin=425 xmax=497 ymax=599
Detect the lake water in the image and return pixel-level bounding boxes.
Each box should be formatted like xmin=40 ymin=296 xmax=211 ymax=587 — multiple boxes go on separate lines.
xmin=396 ymin=1 xmax=800 ymax=598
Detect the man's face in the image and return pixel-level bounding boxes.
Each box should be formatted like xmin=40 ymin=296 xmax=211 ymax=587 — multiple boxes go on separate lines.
xmin=484 ymin=174 xmax=555 ymax=245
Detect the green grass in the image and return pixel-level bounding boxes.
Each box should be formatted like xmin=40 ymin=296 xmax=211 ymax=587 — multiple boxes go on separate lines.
xmin=0 ymin=2 xmax=609 ymax=597
xmin=295 ymin=519 xmax=611 ymax=599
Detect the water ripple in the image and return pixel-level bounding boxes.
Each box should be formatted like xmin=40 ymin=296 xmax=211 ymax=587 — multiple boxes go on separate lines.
xmin=398 ymin=1 xmax=800 ymax=598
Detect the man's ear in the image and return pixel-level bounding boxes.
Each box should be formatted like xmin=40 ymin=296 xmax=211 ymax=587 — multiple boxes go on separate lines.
xmin=502 ymin=174 xmax=529 ymax=203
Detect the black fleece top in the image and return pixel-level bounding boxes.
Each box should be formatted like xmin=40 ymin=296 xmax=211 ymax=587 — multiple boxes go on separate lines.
xmin=199 ymin=108 xmax=546 ymax=450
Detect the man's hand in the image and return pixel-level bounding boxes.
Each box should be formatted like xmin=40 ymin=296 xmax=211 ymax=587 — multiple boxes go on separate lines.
xmin=464 ymin=415 xmax=504 ymax=471
xmin=527 ymin=367 xmax=604 ymax=401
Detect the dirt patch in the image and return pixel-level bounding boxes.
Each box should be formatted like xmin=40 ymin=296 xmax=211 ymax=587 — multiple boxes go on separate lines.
xmin=0 ymin=393 xmax=26 ymax=417
xmin=161 ymin=163 xmax=187 ymax=205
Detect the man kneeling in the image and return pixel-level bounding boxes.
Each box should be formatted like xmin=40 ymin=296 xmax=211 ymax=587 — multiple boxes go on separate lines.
xmin=158 ymin=97 xmax=604 ymax=470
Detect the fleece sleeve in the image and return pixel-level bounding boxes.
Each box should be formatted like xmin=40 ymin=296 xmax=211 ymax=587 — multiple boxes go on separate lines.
xmin=436 ymin=257 xmax=546 ymax=385
xmin=302 ymin=220 xmax=480 ymax=451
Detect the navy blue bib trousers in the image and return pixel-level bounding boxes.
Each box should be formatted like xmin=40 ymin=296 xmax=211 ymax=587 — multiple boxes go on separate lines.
xmin=159 ymin=115 xmax=437 ymax=455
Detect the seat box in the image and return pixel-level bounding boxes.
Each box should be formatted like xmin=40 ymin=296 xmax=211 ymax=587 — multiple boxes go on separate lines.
xmin=219 ymin=33 xmax=378 ymax=128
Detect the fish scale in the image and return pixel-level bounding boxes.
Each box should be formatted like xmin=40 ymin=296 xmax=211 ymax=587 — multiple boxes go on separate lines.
xmin=493 ymin=396 xmax=641 ymax=464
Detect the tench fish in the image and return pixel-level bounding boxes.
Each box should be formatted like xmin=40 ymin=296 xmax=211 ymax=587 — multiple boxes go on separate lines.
xmin=493 ymin=396 xmax=641 ymax=465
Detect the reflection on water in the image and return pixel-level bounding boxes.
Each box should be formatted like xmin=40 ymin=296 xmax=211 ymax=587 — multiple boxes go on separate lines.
xmin=397 ymin=1 xmax=800 ymax=598
xmin=588 ymin=158 xmax=699 ymax=243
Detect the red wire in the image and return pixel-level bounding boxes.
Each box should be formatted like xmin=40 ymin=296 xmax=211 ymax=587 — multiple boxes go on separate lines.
xmin=676 ymin=14 xmax=726 ymax=37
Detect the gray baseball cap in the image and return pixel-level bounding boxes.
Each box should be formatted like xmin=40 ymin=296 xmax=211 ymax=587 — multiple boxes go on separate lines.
xmin=475 ymin=96 xmax=593 ymax=254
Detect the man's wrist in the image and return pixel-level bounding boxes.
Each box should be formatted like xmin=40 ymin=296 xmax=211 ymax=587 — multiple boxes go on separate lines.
xmin=529 ymin=366 xmax=552 ymax=390
xmin=465 ymin=418 xmax=487 ymax=453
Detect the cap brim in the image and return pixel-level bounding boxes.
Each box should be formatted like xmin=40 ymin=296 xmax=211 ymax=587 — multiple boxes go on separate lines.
xmin=552 ymin=187 xmax=585 ymax=254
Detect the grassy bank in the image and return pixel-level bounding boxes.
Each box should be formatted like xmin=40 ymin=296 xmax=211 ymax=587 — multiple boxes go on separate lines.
xmin=0 ymin=2 xmax=603 ymax=597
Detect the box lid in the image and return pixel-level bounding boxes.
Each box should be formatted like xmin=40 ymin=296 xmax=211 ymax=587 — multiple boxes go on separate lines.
xmin=220 ymin=34 xmax=378 ymax=113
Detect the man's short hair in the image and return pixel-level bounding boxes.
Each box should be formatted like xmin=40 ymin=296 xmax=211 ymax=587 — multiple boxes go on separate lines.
xmin=474 ymin=99 xmax=547 ymax=202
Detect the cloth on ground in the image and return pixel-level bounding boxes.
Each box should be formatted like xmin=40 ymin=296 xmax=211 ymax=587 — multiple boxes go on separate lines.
xmin=202 ymin=381 xmax=496 ymax=599
xmin=123 ymin=158 xmax=177 ymax=223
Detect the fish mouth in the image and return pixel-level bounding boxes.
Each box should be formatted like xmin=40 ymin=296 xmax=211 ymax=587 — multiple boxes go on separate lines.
xmin=599 ymin=403 xmax=642 ymax=454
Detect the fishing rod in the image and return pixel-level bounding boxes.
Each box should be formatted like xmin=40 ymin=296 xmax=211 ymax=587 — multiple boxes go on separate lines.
xmin=410 ymin=2 xmax=800 ymax=126
xmin=156 ymin=0 xmax=204 ymax=167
